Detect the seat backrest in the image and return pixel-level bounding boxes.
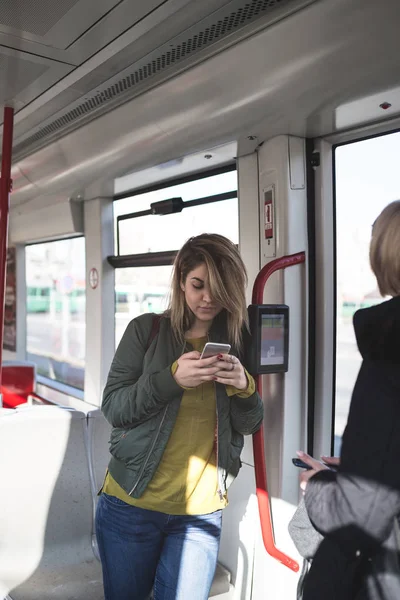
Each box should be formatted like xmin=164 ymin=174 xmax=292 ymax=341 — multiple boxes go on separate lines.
xmin=87 ymin=409 xmax=112 ymax=498
xmin=0 ymin=407 xmax=95 ymax=597
xmin=1 ymin=362 xmax=36 ymax=408
xmin=2 ymin=362 xmax=35 ymax=395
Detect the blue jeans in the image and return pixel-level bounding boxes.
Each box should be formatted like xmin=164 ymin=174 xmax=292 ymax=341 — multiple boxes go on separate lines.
xmin=95 ymin=493 xmax=222 ymax=600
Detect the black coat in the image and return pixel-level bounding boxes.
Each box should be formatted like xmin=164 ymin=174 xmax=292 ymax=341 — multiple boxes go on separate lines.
xmin=303 ymin=296 xmax=400 ymax=600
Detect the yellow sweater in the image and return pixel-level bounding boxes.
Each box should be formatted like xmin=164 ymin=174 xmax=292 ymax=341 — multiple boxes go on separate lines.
xmin=103 ymin=337 xmax=255 ymax=515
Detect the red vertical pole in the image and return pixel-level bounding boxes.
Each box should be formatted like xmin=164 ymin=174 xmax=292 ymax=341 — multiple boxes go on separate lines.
xmin=0 ymin=106 xmax=14 ymax=388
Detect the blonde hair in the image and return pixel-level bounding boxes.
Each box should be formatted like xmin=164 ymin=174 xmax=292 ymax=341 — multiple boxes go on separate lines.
xmin=168 ymin=234 xmax=248 ymax=349
xmin=370 ymin=200 xmax=400 ymax=297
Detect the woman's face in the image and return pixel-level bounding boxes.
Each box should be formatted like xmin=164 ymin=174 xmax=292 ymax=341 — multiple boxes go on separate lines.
xmin=181 ymin=263 xmax=222 ymax=325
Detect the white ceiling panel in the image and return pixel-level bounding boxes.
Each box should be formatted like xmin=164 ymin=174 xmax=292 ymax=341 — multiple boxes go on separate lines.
xmin=0 ymin=54 xmax=47 ymax=102
xmin=0 ymin=46 xmax=73 ymax=110
xmin=0 ymin=0 xmax=120 ymax=49
xmin=8 ymin=0 xmax=231 ymax=140
xmin=64 ymin=0 xmax=188 ymax=63
xmin=10 ymin=0 xmax=310 ymax=153
xmin=0 ymin=0 xmax=80 ymax=35
xmin=9 ymin=0 xmax=400 ymax=208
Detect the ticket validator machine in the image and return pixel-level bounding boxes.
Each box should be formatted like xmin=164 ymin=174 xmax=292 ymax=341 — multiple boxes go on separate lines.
xmin=247 ymin=304 xmax=289 ymax=375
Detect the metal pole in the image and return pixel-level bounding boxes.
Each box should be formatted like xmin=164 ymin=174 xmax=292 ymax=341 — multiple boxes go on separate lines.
xmin=251 ymin=251 xmax=305 ymax=573
xmin=0 ymin=106 xmax=14 ymax=390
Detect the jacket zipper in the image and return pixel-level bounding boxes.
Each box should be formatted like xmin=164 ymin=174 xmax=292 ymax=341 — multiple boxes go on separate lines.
xmin=128 ymin=405 xmax=169 ymax=496
xmin=214 ymin=382 xmax=224 ymax=501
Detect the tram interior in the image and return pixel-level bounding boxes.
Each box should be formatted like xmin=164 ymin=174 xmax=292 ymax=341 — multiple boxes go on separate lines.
xmin=1 ymin=0 xmax=400 ymax=598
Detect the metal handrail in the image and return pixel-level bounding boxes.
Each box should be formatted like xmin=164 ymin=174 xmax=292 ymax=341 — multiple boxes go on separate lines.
xmin=251 ymin=251 xmax=305 ymax=572
xmin=0 ymin=107 xmax=14 ymax=387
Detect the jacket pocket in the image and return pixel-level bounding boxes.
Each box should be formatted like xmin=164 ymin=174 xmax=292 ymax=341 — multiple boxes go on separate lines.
xmin=108 ymin=427 xmax=127 ymax=455
xmin=108 ymin=421 xmax=158 ymax=470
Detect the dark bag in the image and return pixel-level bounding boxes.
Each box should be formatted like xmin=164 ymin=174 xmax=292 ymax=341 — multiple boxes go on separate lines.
xmin=289 ymin=501 xmax=400 ymax=600
xmin=288 ymin=499 xmax=323 ymax=600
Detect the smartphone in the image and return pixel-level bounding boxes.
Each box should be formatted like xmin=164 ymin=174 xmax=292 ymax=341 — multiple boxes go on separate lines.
xmin=292 ymin=457 xmax=338 ymax=472
xmin=200 ymin=342 xmax=231 ymax=359
xmin=292 ymin=457 xmax=312 ymax=470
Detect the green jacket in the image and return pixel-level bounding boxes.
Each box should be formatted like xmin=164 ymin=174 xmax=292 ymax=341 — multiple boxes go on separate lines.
xmin=102 ymin=312 xmax=263 ymax=499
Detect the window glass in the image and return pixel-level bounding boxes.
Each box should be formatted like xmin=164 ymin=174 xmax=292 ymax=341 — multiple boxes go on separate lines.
xmin=26 ymin=237 xmax=86 ymax=390
xmin=114 ymin=170 xmax=238 ymax=255
xmin=114 ymin=169 xmax=238 ymax=348
xmin=115 ymin=266 xmax=173 ymax=347
xmin=334 ymin=132 xmax=400 ymax=453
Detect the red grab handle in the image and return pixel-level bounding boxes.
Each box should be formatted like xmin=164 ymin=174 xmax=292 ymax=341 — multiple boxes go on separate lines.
xmin=252 ymin=252 xmax=305 ymax=572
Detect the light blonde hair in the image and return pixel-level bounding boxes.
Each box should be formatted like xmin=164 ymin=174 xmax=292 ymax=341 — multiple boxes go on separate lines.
xmin=370 ymin=200 xmax=400 ymax=297
xmin=168 ymin=234 xmax=248 ymax=349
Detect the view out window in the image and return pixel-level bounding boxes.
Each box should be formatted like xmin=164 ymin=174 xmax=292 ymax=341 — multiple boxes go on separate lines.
xmin=114 ymin=170 xmax=238 ymax=255
xmin=334 ymin=132 xmax=400 ymax=452
xmin=114 ymin=170 xmax=238 ymax=347
xmin=26 ymin=237 xmax=86 ymax=390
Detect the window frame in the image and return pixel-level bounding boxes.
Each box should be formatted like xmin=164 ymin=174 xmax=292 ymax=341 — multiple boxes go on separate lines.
xmin=109 ymin=165 xmax=238 ymax=269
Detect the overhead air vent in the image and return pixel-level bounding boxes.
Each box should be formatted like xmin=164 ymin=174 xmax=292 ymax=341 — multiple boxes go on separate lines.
xmin=13 ymin=0 xmax=306 ymax=158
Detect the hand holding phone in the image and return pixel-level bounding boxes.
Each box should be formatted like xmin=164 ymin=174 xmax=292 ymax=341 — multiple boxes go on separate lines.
xmin=292 ymin=458 xmax=313 ymax=470
xmin=292 ymin=456 xmax=339 ymax=472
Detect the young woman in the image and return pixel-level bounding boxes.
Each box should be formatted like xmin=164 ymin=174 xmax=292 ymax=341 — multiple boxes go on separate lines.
xmin=297 ymin=201 xmax=400 ymax=600
xmin=95 ymin=233 xmax=264 ymax=600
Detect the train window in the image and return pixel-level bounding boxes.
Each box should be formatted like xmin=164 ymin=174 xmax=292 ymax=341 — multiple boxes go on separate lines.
xmin=114 ymin=170 xmax=238 ymax=255
xmin=115 ymin=265 xmax=173 ymax=347
xmin=334 ymin=131 xmax=400 ymax=452
xmin=113 ymin=169 xmax=238 ymax=348
xmin=25 ymin=237 xmax=86 ymax=391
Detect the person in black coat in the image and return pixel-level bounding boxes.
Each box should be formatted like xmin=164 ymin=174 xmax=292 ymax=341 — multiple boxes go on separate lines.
xmin=297 ymin=200 xmax=400 ymax=600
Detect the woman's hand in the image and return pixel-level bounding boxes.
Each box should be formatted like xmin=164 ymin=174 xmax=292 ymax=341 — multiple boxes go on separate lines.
xmin=213 ymin=354 xmax=248 ymax=390
xmin=321 ymin=456 xmax=340 ymax=469
xmin=297 ymin=451 xmax=330 ymax=493
xmin=173 ymin=351 xmax=221 ymax=388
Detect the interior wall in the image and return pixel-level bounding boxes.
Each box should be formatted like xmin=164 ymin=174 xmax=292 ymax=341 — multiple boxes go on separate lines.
xmin=83 ymin=193 xmax=115 ymax=407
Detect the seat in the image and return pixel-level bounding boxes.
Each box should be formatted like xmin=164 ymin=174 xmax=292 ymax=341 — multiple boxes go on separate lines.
xmin=0 ymin=362 xmax=52 ymax=408
xmin=0 ymin=406 xmax=104 ymax=600
xmin=0 ymin=362 xmax=35 ymax=407
xmin=86 ymin=409 xmax=112 ymax=500
xmin=210 ymin=563 xmax=233 ymax=597
xmin=86 ymin=409 xmax=112 ymax=560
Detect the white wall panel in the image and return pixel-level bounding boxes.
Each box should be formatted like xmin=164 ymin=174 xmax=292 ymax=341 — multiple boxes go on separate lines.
xmin=83 ymin=196 xmax=115 ymax=407
xmin=250 ymin=135 xmax=308 ymax=600
xmin=9 ymin=199 xmax=83 ymax=244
